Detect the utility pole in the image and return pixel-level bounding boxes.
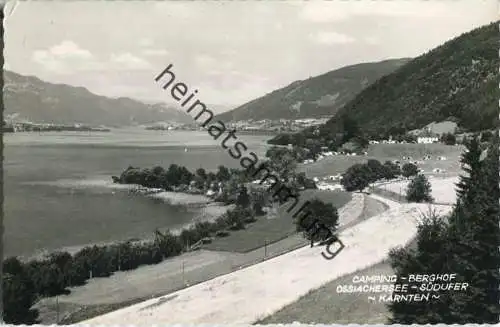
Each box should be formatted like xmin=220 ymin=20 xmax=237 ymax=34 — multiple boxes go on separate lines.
xmin=56 ymin=296 xmax=60 ymax=324
xmin=182 ymin=261 xmax=185 ymax=285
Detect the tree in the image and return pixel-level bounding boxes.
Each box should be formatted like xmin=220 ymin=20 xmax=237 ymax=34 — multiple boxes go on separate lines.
xmin=2 ymin=257 xmax=39 ymax=324
xmin=216 ymin=165 xmax=231 ymax=182
xmin=3 ymin=273 xmax=39 ymax=324
xmin=266 ymin=147 xmax=298 ymax=180
xmin=250 ymin=188 xmax=267 ymax=215
xmin=388 ymin=134 xmax=500 ymax=323
xmin=224 ymin=207 xmax=249 ymax=230
xmin=406 ymin=174 xmax=433 ymax=203
xmin=341 ymin=163 xmax=371 ymax=192
xmin=236 ymin=186 xmax=250 ymax=208
xmin=341 ymin=114 xmax=360 ymax=143
xmin=401 ymin=134 xmax=417 ymax=143
xmin=439 ymin=133 xmax=500 ymax=323
xmin=388 ymin=210 xmax=451 ymax=323
xmin=383 ymin=160 xmax=401 ymax=179
xmin=295 ymin=199 xmax=339 ymax=245
xmin=480 ymin=130 xmax=493 ymax=143
xmin=196 ymin=168 xmax=207 ymax=181
xmin=154 ymin=230 xmax=183 ymax=258
xmin=440 ymin=133 xmax=456 ymax=145
xmin=455 ymin=136 xmax=482 ymax=202
xmin=366 ymin=159 xmax=385 ymax=182
xmin=401 ymin=163 xmax=419 ymax=178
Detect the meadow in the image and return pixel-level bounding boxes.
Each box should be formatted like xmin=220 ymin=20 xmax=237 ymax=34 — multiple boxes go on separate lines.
xmin=81 ymin=195 xmax=453 ymax=325
xmin=300 ymin=143 xmax=463 ymax=178
xmin=203 ymin=190 xmax=352 ymax=253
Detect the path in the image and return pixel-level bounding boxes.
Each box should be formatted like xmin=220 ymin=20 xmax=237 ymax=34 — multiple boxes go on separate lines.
xmin=82 ymin=195 xmax=452 ymax=325
xmin=37 ymin=193 xmax=365 ymax=324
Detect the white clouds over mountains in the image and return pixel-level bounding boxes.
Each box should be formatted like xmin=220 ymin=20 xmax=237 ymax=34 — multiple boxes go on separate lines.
xmin=7 ymin=0 xmax=496 ymax=105
xmin=32 ymin=40 xmax=154 ymax=73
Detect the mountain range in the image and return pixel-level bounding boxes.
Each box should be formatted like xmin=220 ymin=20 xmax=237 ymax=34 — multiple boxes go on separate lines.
xmin=215 ymin=58 xmax=411 ymax=122
xmin=269 ymin=21 xmax=498 ymax=145
xmin=3 ymin=71 xmax=193 ymax=126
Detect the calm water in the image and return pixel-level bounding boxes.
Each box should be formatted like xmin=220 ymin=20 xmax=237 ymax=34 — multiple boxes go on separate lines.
xmin=4 ymin=128 xmax=272 ymax=257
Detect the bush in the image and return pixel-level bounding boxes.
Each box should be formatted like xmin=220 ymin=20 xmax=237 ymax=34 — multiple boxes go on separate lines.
xmin=401 ymin=163 xmax=419 ymax=178
xmin=383 ymin=160 xmax=401 ymax=179
xmin=295 ymin=199 xmax=339 ymax=243
xmin=440 ymin=132 xmax=457 ymax=145
xmin=244 ymin=216 xmax=258 ymax=224
xmin=406 ymin=174 xmax=434 ymax=203
xmin=480 ymin=130 xmax=493 ymax=143
xmin=341 ymin=163 xmax=371 ymax=192
xmin=3 ymin=272 xmax=39 ymax=324
xmin=215 ymin=230 xmax=230 ymax=237
xmin=366 ymin=159 xmax=386 ymax=182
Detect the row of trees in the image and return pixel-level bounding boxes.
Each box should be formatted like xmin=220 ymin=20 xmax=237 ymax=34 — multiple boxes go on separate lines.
xmin=112 ymin=164 xmax=234 ymax=192
xmin=267 ymin=114 xmax=367 ymax=153
xmin=341 ymin=159 xmax=419 ymax=192
xmin=2 ymin=202 xmax=260 ymax=324
xmin=388 ymin=134 xmax=500 ymax=323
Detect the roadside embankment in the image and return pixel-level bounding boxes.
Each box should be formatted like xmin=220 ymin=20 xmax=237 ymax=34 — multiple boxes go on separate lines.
xmin=81 ymin=195 xmax=452 ymax=325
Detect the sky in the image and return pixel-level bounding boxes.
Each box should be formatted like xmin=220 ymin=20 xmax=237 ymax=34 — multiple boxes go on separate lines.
xmin=4 ymin=0 xmax=498 ymax=111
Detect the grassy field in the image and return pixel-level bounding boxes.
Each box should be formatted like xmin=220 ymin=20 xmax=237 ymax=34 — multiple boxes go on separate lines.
xmin=300 ymin=143 xmax=463 ymax=178
xmin=203 ymin=190 xmax=352 ymax=253
xmin=47 ymin=192 xmax=379 ymax=325
xmin=257 ymin=198 xmax=423 ymax=325
xmin=380 ymin=176 xmax=459 ymax=205
xmin=256 ymin=261 xmax=394 ymax=325
xmin=82 ymin=196 xmax=450 ymax=325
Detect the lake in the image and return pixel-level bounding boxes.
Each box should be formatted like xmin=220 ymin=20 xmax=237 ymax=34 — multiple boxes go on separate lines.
xmin=4 ymin=128 xmax=273 ymax=258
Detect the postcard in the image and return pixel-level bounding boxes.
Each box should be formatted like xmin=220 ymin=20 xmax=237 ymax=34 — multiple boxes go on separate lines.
xmin=1 ymin=0 xmax=498 ymax=325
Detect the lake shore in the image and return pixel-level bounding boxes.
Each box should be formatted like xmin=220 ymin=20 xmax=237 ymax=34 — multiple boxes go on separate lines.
xmin=19 ymin=185 xmax=233 ymax=262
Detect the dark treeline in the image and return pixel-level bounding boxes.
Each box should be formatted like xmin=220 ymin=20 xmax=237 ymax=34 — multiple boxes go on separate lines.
xmin=388 ymin=134 xmax=500 ymax=323
xmin=269 ymin=22 xmax=498 ymax=149
xmin=3 ymin=201 xmax=262 ymax=324
xmin=340 ymin=158 xmax=419 ymax=192
xmin=5 ymin=153 xmax=318 ymax=324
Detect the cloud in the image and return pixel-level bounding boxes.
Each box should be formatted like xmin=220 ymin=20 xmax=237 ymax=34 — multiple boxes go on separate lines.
xmin=299 ymin=1 xmax=460 ymax=22
xmin=31 ymin=40 xmax=94 ymax=73
xmin=109 ymin=53 xmax=152 ymax=70
xmin=311 ymin=31 xmax=355 ymax=45
xmin=49 ymin=40 xmax=93 ymax=58
xmin=141 ymin=49 xmax=169 ymax=57
xmin=32 ymin=50 xmax=66 ymax=72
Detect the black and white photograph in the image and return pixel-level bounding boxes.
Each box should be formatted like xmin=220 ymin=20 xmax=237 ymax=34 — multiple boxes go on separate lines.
xmin=1 ymin=0 xmax=499 ymax=325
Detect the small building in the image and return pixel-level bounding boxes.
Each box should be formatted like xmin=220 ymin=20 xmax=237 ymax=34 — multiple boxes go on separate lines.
xmin=417 ymin=136 xmax=439 ymax=144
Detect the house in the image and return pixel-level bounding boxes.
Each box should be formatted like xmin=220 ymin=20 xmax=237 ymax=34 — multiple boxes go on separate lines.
xmin=417 ymin=136 xmax=439 ymax=144
xmin=317 ymin=182 xmax=343 ymax=191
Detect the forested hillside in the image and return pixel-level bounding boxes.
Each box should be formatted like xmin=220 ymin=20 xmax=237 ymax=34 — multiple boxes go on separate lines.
xmin=269 ymin=21 xmax=498 ymax=146
xmin=216 ymin=59 xmax=410 ymax=121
